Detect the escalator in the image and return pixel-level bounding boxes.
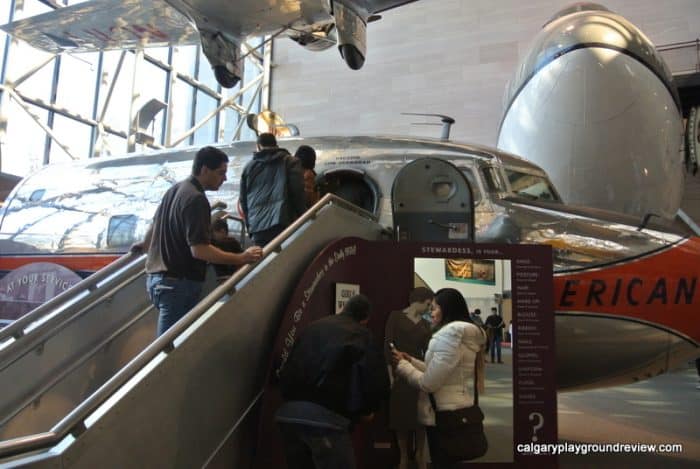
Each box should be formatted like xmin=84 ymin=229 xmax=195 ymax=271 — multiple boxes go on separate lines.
xmin=0 ymin=252 xmax=157 ymax=441
xmin=0 ymin=195 xmax=386 ymax=468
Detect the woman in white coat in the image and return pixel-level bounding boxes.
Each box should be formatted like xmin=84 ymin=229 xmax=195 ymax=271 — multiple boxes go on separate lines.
xmin=391 ymin=288 xmax=486 ymax=468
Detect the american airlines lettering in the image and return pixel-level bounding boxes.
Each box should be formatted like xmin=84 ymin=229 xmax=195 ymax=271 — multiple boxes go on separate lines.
xmin=559 ymin=277 xmax=697 ymax=307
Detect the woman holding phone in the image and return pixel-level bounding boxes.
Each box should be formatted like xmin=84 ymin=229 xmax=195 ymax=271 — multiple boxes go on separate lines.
xmin=391 ymin=288 xmax=487 ymax=468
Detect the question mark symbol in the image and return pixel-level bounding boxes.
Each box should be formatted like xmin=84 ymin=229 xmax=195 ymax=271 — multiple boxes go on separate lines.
xmin=528 ymin=412 xmax=544 ymax=442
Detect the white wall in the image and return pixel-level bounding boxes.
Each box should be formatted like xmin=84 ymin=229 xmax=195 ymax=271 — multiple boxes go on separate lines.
xmin=414 ymin=258 xmax=511 ymax=314
xmin=270 ymin=0 xmax=699 ymax=146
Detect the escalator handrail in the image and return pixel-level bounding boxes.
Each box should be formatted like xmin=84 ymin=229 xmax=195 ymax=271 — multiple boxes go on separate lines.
xmin=0 ymin=194 xmax=378 ymax=459
xmin=0 ymin=251 xmax=143 ymax=344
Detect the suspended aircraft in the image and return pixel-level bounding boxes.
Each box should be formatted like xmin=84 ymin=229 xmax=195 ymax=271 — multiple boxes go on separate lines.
xmin=498 ymin=3 xmax=686 ymax=221
xmin=0 ymin=0 xmax=419 ymax=88
xmin=0 ymin=128 xmax=698 ymax=390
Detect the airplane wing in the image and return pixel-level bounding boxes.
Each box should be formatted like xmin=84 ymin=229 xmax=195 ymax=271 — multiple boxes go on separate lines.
xmin=369 ymin=0 xmax=422 ymax=14
xmin=0 ymin=0 xmax=199 ymax=54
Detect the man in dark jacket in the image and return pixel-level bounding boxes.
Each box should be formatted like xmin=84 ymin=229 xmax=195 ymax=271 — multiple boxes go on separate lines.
xmin=276 ymin=294 xmax=390 ymax=469
xmin=239 ymin=133 xmax=305 ymax=246
xmin=485 ymin=306 xmax=505 ymax=363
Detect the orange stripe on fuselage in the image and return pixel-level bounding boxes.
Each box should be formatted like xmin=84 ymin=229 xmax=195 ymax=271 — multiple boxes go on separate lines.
xmin=554 ymin=237 xmax=700 ymax=343
xmin=0 ymin=254 xmax=121 ymax=273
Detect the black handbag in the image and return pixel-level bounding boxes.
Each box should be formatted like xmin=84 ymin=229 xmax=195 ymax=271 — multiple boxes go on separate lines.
xmin=428 ymin=358 xmax=488 ymax=462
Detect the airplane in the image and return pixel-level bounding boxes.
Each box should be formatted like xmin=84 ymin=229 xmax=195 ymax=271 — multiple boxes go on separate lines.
xmin=0 ymin=0 xmax=420 ymax=88
xmin=497 ymin=3 xmax=686 ymax=221
xmin=0 ymin=130 xmax=698 ymax=391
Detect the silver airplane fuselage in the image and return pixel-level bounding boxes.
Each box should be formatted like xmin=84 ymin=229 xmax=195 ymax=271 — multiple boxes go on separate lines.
xmin=0 ymin=135 xmax=698 ymax=391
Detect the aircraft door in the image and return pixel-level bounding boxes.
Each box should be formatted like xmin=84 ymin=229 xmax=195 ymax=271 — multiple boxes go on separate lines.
xmin=391 ymin=157 xmax=475 ymax=242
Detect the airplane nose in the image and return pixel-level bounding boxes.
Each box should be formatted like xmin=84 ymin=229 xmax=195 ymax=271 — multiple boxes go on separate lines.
xmin=498 ymin=6 xmax=683 ymax=219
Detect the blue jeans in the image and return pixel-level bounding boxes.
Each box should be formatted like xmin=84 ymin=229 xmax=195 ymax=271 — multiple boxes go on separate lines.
xmin=146 ymin=274 xmax=203 ymax=336
xmin=490 ymin=334 xmax=502 ymax=362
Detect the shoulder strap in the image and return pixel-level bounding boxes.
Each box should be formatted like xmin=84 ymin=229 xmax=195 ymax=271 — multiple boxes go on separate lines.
xmin=473 ymin=356 xmax=479 ymax=405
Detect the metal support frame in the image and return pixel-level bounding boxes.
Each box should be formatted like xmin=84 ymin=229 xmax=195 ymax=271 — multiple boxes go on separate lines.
xmin=261 ymin=38 xmax=273 ymax=110
xmin=169 ymin=75 xmax=263 ymax=147
xmin=0 ymin=0 xmax=19 ymax=172
xmin=657 ymin=39 xmax=700 ymax=74
xmin=0 ymin=85 xmax=77 ymax=160
xmin=0 ymin=1 xmax=272 ymax=174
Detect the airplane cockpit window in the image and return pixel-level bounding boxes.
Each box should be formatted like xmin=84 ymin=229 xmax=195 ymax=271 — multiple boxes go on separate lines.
xmin=107 ymin=215 xmax=138 ymax=248
xmin=482 ymin=167 xmax=506 ymax=193
xmin=29 ymin=189 xmax=45 ymax=202
xmin=504 ymin=169 xmax=561 ymax=203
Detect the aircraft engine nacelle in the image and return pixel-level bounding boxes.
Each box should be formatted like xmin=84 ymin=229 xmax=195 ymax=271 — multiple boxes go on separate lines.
xmin=199 ymin=30 xmax=243 ymax=89
xmin=497 ymin=3 xmax=684 ymax=220
xmin=333 ymin=1 xmax=368 ymax=70
xmin=288 ymin=24 xmax=337 ymax=51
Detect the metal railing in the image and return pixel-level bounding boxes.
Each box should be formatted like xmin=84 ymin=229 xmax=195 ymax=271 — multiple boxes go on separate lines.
xmin=0 ymin=194 xmax=379 ymax=459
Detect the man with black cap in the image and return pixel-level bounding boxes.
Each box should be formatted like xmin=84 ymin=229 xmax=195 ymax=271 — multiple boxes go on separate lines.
xmin=239 ymin=133 xmax=305 ymax=246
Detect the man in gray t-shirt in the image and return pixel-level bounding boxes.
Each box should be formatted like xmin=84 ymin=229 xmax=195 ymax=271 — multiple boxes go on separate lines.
xmin=134 ymin=146 xmax=262 ymax=336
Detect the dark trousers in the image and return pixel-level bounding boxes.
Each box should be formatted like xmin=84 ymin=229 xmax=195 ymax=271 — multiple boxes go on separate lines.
xmin=489 ymin=334 xmax=502 ymax=362
xmin=252 ymin=224 xmax=285 ymax=247
xmin=277 ymin=422 xmax=355 ymax=469
xmin=426 ymin=426 xmax=459 ymax=469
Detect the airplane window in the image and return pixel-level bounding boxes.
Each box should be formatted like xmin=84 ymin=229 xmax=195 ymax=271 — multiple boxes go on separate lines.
xmin=107 ymin=215 xmax=138 ymax=248
xmin=504 ymin=169 xmax=561 ymax=202
xmin=29 ymin=189 xmax=45 ymax=202
xmin=434 ymin=181 xmax=457 ymax=201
